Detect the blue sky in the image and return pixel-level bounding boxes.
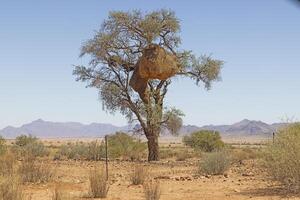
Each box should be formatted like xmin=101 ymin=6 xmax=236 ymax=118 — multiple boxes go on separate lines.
xmin=0 ymin=0 xmax=300 ymax=129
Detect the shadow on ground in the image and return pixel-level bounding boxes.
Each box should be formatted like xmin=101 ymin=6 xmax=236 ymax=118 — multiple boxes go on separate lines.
xmin=239 ymin=185 xmax=300 ymax=199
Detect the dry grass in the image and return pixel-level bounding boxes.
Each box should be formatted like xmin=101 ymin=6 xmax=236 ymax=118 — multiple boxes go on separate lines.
xmin=143 ymin=180 xmax=161 ymax=200
xmin=0 ymin=152 xmax=16 ymax=177
xmin=52 ymin=185 xmax=70 ymax=200
xmin=0 ymin=176 xmax=23 ymax=200
xmin=19 ymin=156 xmax=54 ymax=184
xmin=199 ymin=150 xmax=231 ymax=175
xmin=89 ymin=167 xmax=109 ymax=198
xmin=130 ymin=164 xmax=148 ymax=185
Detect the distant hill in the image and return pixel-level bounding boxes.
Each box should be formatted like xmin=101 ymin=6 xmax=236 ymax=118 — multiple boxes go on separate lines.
xmin=0 ymin=119 xmax=287 ymax=139
xmin=180 ymin=119 xmax=287 ymax=137
xmin=0 ymin=119 xmax=128 ymax=139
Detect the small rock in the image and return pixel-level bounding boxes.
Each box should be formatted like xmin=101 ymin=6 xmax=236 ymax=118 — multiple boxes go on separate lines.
xmin=242 ymin=172 xmax=254 ymax=177
xmin=234 ymin=189 xmax=240 ymax=193
xmin=205 ymin=175 xmax=211 ymax=179
xmin=155 ymin=175 xmax=171 ymax=180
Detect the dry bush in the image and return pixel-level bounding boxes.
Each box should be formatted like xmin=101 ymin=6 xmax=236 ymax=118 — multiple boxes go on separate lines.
xmin=175 ymin=149 xmax=197 ymax=161
xmin=131 ymin=165 xmax=148 ymax=185
xmin=0 ymin=152 xmax=16 ymax=177
xmin=199 ymin=150 xmax=231 ymax=175
xmin=89 ymin=167 xmax=109 ymax=198
xmin=0 ymin=136 xmax=6 ymax=156
xmin=159 ymin=148 xmax=176 ymax=160
xmin=263 ymin=123 xmax=300 ymax=192
xmin=232 ymin=147 xmax=258 ymax=164
xmin=143 ymin=180 xmax=161 ymax=200
xmin=19 ymin=156 xmax=54 ymax=184
xmin=0 ymin=177 xmax=23 ymax=200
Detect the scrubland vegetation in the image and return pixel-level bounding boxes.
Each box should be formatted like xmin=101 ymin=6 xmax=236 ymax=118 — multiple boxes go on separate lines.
xmin=263 ymin=123 xmax=300 ymax=192
xmin=0 ymin=126 xmax=299 ymax=199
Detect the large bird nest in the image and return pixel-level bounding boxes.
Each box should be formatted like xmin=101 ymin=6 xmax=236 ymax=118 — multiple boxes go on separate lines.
xmin=130 ymin=44 xmax=179 ymax=103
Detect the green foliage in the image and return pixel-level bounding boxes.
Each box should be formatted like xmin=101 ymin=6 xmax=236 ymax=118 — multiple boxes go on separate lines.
xmin=56 ymin=133 xmax=146 ymax=161
xmin=263 ymin=123 xmax=300 ymax=192
xmin=74 ymin=9 xmax=223 ymax=161
xmin=199 ymin=150 xmax=231 ymax=175
xmin=56 ymin=141 xmax=105 ymax=161
xmin=13 ymin=135 xmax=49 ymax=158
xmin=15 ymin=134 xmax=37 ymax=147
xmin=183 ymin=130 xmax=225 ymax=152
xmin=107 ymin=132 xmax=147 ymax=160
xmin=0 ymin=136 xmax=6 ymax=156
xmin=163 ymin=108 xmax=184 ymax=136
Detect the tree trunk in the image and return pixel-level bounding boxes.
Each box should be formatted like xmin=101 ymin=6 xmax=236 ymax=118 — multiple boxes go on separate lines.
xmin=147 ymin=135 xmax=159 ymax=161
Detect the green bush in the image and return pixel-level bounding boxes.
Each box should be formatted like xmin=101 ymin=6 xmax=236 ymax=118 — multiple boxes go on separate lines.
xmin=13 ymin=135 xmax=49 ymax=158
xmin=107 ymin=132 xmax=147 ymax=160
xmin=199 ymin=150 xmax=231 ymax=175
xmin=263 ymin=123 xmax=300 ymax=192
xmin=56 ymin=141 xmax=105 ymax=161
xmin=0 ymin=136 xmax=6 ymax=156
xmin=183 ymin=130 xmax=225 ymax=152
xmin=56 ymin=133 xmax=146 ymax=161
xmin=15 ymin=134 xmax=38 ymax=147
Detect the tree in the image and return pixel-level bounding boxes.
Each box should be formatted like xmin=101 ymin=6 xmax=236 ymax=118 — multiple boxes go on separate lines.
xmin=74 ymin=10 xmax=223 ymax=161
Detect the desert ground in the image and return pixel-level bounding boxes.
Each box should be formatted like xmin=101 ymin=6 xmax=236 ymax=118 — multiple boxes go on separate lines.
xmin=4 ymin=137 xmax=294 ymax=200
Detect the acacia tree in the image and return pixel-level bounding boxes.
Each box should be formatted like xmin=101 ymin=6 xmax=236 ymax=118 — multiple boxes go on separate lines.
xmin=74 ymin=10 xmax=223 ymax=161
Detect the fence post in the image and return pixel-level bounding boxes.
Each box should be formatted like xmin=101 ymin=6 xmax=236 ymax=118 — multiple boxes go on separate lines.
xmin=273 ymin=132 xmax=275 ymax=144
xmin=105 ymin=135 xmax=108 ymax=180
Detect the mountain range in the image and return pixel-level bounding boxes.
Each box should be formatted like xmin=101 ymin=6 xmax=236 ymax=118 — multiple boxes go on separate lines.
xmin=0 ymin=119 xmax=286 ymax=139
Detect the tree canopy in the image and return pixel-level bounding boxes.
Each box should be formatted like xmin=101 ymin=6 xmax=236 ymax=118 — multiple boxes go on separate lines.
xmin=74 ymin=9 xmax=223 ymax=160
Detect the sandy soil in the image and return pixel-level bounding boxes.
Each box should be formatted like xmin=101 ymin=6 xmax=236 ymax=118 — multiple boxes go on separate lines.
xmin=22 ymin=158 xmax=298 ymax=200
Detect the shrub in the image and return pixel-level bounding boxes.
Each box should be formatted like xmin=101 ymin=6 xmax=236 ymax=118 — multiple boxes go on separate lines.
xmin=87 ymin=141 xmax=105 ymax=161
xmin=89 ymin=167 xmax=109 ymax=198
xmin=13 ymin=135 xmax=49 ymax=158
xmin=107 ymin=132 xmax=147 ymax=160
xmin=19 ymin=156 xmax=54 ymax=183
xmin=263 ymin=123 xmax=300 ymax=192
xmin=130 ymin=165 xmax=148 ymax=185
xmin=57 ymin=142 xmax=88 ymax=160
xmin=143 ymin=180 xmax=161 ymax=200
xmin=183 ymin=130 xmax=225 ymax=152
xmin=0 ymin=176 xmax=23 ymax=200
xmin=0 ymin=136 xmax=6 ymax=156
xmin=199 ymin=150 xmax=231 ymax=175
xmin=56 ymin=141 xmax=105 ymax=161
xmin=15 ymin=134 xmax=37 ymax=147
xmin=159 ymin=148 xmax=177 ymax=160
xmin=232 ymin=147 xmax=258 ymax=164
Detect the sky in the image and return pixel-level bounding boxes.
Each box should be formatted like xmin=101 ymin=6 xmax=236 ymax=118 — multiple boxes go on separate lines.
xmin=0 ymin=0 xmax=300 ymax=129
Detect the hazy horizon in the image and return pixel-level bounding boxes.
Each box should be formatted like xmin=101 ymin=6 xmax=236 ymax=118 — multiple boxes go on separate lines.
xmin=1 ymin=0 xmax=300 ymax=129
